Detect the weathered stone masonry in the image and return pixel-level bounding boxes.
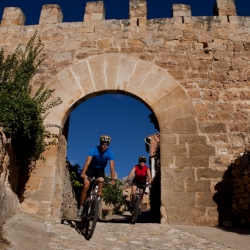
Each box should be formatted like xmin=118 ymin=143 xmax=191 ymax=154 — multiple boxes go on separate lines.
xmin=1 ymin=0 xmax=250 ymax=225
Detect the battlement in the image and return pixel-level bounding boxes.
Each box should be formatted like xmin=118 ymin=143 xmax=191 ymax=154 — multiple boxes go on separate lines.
xmin=0 ymin=0 xmax=239 ymax=27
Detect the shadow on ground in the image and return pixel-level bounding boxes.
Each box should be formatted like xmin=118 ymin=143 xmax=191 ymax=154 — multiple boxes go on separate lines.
xmin=218 ymin=225 xmax=250 ymax=235
xmin=60 ymin=211 xmax=155 ymax=232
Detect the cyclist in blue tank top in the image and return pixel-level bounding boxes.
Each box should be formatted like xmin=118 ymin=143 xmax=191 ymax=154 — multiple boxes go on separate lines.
xmin=77 ymin=135 xmax=116 ymax=217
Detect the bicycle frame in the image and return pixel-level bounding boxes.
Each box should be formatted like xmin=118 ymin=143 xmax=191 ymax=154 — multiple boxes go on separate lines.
xmin=81 ymin=178 xmax=103 ymax=240
xmin=130 ymin=184 xmax=146 ymax=224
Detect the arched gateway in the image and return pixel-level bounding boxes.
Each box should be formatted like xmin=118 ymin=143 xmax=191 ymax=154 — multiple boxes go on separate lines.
xmin=22 ymin=53 xmax=215 ymax=225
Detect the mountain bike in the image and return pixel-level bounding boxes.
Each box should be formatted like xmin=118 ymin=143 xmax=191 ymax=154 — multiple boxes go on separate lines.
xmin=80 ymin=177 xmax=106 ymax=240
xmin=129 ymin=182 xmax=150 ymax=224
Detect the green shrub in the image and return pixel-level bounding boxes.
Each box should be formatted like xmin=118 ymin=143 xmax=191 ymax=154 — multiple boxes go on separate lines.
xmin=102 ymin=176 xmax=124 ymax=213
xmin=0 ymin=31 xmax=62 ymax=162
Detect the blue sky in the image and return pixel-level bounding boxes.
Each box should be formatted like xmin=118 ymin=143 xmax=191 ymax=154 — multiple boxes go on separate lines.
xmin=1 ymin=0 xmax=250 ymax=178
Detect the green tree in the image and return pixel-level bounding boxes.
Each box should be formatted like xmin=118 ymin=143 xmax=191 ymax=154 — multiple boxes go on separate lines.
xmin=102 ymin=175 xmax=125 ymax=214
xmin=0 ymin=31 xmax=62 ymax=162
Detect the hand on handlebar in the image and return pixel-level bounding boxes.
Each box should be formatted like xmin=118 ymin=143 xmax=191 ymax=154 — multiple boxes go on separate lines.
xmin=146 ymin=183 xmax=152 ymax=188
xmin=109 ymin=179 xmax=116 ymax=186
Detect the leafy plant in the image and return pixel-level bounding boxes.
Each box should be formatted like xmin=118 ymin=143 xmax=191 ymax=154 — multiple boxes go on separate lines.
xmin=0 ymin=31 xmax=62 ymax=162
xmin=102 ymin=175 xmax=124 ymax=213
xmin=67 ymin=163 xmax=83 ymax=188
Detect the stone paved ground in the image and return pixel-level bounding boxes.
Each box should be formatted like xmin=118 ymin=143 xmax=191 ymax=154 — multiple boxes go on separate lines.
xmin=3 ymin=212 xmax=250 ymax=250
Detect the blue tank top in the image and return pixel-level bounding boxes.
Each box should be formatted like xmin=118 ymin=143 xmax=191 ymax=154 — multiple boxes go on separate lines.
xmin=88 ymin=146 xmax=114 ymax=170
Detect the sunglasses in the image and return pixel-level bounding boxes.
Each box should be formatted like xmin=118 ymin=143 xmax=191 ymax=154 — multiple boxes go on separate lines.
xmin=101 ymin=143 xmax=109 ymax=147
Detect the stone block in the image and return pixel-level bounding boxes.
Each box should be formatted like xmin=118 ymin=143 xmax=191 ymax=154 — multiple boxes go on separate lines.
xmin=160 ymin=117 xmax=198 ymax=134
xmin=129 ymin=0 xmax=147 ymax=19
xmin=165 ymin=206 xmax=206 ymax=225
xmin=157 ymin=100 xmax=197 ymax=123
xmin=39 ymin=5 xmax=63 ymax=24
xmin=25 ymin=177 xmax=41 ymax=190
xmin=189 ymin=144 xmax=215 ymax=156
xmin=84 ymin=1 xmax=105 ymax=22
xmin=125 ymin=59 xmax=152 ymax=94
xmin=103 ymin=53 xmax=121 ymax=90
xmin=196 ymin=192 xmax=216 ymax=207
xmin=30 ymin=166 xmax=55 ymax=178
xmin=150 ymin=86 xmax=188 ymax=114
xmin=196 ymin=168 xmax=224 ymax=179
xmin=185 ymin=178 xmax=211 ymax=192
xmin=160 ymin=156 xmax=174 ymax=168
xmin=21 ymin=200 xmax=39 ymax=214
xmin=38 ymin=201 xmax=52 ymax=216
xmin=160 ymin=134 xmax=177 ymax=144
xmin=41 ymin=177 xmax=55 ymax=190
xmin=87 ymin=54 xmax=106 ymax=91
xmin=162 ymin=191 xmax=196 ymax=207
xmin=161 ymin=144 xmax=187 ymax=157
xmin=116 ymin=54 xmax=140 ymax=90
xmin=71 ymin=60 xmax=96 ymax=95
xmin=179 ymin=134 xmax=207 ymax=144
xmin=172 ymin=4 xmax=191 ymax=17
xmin=162 ymin=168 xmax=194 ymax=192
xmin=1 ymin=7 xmax=26 ymax=26
xmin=214 ymin=0 xmax=236 ymax=16
xmin=175 ymin=156 xmax=209 ymax=168
xmin=30 ymin=190 xmax=54 ymax=202
xmin=199 ymin=123 xmax=227 ymax=134
xmin=136 ymin=65 xmax=168 ymax=99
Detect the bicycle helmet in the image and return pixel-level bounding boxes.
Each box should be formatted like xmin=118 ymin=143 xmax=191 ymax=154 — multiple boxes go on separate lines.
xmin=100 ymin=135 xmax=111 ymax=144
xmin=138 ymin=156 xmax=147 ymax=163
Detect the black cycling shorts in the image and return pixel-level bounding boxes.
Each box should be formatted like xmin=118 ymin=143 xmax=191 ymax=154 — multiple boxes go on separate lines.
xmin=86 ymin=168 xmax=104 ymax=179
xmin=132 ymin=180 xmax=146 ymax=190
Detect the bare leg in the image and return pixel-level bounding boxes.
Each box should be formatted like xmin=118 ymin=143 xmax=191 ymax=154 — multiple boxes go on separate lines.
xmin=130 ymin=185 xmax=137 ymax=204
xmin=139 ymin=189 xmax=145 ymax=209
xmin=97 ymin=177 xmax=104 ymax=196
xmin=80 ymin=179 xmax=90 ymax=206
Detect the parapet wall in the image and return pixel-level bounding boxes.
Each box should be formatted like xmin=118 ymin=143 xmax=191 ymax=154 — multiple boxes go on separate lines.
xmin=0 ymin=0 xmax=250 ymax=225
xmin=0 ymin=0 xmax=241 ymax=27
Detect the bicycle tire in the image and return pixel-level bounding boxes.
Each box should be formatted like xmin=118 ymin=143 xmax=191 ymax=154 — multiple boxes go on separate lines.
xmin=131 ymin=195 xmax=140 ymax=224
xmin=80 ymin=201 xmax=89 ymax=235
xmin=84 ymin=198 xmax=100 ymax=240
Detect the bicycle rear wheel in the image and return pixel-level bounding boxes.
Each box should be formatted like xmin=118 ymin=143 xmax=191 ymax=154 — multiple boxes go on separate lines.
xmin=131 ymin=196 xmax=140 ymax=224
xmin=84 ymin=198 xmax=100 ymax=240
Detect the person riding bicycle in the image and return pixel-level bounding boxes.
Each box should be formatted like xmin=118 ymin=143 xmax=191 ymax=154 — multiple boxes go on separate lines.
xmin=127 ymin=156 xmax=152 ymax=215
xmin=77 ymin=134 xmax=116 ymax=217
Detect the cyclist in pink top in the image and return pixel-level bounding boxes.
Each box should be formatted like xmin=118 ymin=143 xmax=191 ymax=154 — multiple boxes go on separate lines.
xmin=127 ymin=156 xmax=152 ymax=215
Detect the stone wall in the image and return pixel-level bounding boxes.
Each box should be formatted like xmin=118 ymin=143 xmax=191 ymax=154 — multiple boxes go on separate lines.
xmin=0 ymin=0 xmax=250 ymax=225
xmin=60 ymin=161 xmax=78 ymax=219
xmin=0 ymin=127 xmax=20 ymax=227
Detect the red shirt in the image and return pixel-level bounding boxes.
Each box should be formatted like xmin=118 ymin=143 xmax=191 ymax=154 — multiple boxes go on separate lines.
xmin=133 ymin=165 xmax=148 ymax=183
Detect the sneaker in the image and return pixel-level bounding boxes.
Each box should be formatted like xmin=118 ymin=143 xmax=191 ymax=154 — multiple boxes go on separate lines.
xmin=77 ymin=206 xmax=83 ymax=217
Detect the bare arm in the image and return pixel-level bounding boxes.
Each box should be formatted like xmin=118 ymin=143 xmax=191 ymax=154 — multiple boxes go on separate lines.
xmin=109 ymin=160 xmax=116 ymax=185
xmin=110 ymin=160 xmax=115 ymax=179
xmin=127 ymin=167 xmax=135 ymax=180
xmin=147 ymin=168 xmax=152 ymax=183
xmin=80 ymin=155 xmax=92 ymax=178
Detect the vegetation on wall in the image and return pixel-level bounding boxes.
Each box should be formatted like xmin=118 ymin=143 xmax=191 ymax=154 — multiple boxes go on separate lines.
xmin=67 ymin=162 xmax=83 ymax=188
xmin=0 ymin=31 xmax=62 ymax=162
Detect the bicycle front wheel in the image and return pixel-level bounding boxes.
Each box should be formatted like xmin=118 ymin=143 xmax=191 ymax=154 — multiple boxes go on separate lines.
xmin=84 ymin=198 xmax=100 ymax=240
xmin=131 ymin=196 xmax=140 ymax=224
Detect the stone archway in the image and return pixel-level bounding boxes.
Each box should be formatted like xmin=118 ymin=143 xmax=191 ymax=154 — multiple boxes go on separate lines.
xmin=21 ymin=53 xmax=215 ymax=225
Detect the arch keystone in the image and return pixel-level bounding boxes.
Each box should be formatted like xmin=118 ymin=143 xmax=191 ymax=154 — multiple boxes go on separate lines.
xmin=87 ymin=54 xmax=106 ymax=91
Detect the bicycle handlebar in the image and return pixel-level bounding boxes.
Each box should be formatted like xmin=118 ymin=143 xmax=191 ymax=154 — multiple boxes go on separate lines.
xmin=86 ymin=176 xmax=110 ymax=185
